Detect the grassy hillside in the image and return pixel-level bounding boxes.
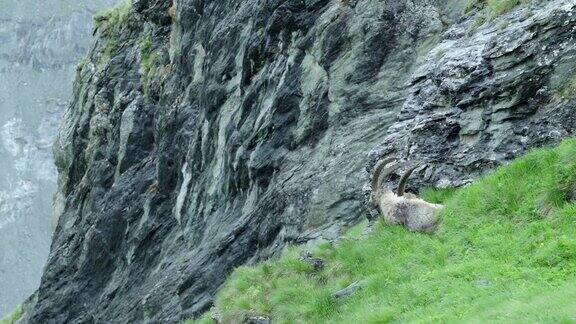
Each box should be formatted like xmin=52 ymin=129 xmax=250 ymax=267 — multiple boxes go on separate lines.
xmin=197 ymin=139 xmax=576 ymax=323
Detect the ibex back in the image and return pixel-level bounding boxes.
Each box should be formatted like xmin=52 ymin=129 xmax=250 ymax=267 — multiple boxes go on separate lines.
xmin=370 ymin=158 xmax=442 ymax=233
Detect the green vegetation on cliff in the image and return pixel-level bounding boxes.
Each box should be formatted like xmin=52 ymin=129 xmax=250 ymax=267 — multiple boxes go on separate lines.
xmin=0 ymin=305 xmax=22 ymax=324
xmin=94 ymin=0 xmax=133 ymax=69
xmin=465 ymin=0 xmax=532 ymax=17
xmin=198 ymin=139 xmax=576 ymax=323
xmin=94 ymin=0 xmax=131 ymax=35
xmin=139 ymin=34 xmax=162 ymax=93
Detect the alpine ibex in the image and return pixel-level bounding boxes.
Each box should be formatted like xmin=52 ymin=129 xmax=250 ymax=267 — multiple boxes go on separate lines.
xmin=370 ymin=158 xmax=442 ymax=233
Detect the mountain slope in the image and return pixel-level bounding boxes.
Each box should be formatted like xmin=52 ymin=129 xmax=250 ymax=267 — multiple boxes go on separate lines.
xmin=201 ymin=139 xmax=576 ymax=323
xmin=21 ymin=0 xmax=576 ymax=322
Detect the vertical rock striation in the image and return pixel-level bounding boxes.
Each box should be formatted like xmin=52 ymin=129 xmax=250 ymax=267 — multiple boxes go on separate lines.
xmin=24 ymin=0 xmax=576 ymax=322
xmin=27 ymin=0 xmax=446 ymax=322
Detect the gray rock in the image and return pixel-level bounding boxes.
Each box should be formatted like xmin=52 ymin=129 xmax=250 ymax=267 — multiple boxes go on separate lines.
xmin=370 ymin=0 xmax=576 ymax=192
xmin=474 ymin=279 xmax=491 ymax=288
xmin=245 ymin=315 xmax=271 ymax=324
xmin=332 ymin=281 xmax=364 ymax=299
xmin=299 ymin=251 xmax=325 ymax=272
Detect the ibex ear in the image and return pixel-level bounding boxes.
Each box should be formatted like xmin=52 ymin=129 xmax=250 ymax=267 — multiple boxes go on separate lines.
xmin=397 ymin=164 xmax=419 ymax=197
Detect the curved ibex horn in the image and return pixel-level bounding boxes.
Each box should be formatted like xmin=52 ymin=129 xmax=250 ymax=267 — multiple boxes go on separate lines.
xmin=371 ymin=157 xmax=398 ymax=191
xmin=397 ymin=164 xmax=419 ymax=197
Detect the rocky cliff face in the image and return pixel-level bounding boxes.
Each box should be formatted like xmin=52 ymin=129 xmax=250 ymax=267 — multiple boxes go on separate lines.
xmin=371 ymin=0 xmax=576 ymax=191
xmin=0 ymin=0 xmax=115 ymax=317
xmin=23 ymin=0 xmax=576 ymax=322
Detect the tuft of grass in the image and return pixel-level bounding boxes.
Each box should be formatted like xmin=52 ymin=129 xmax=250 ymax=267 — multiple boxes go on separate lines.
xmin=196 ymin=139 xmax=576 ymax=323
xmin=94 ymin=0 xmax=132 ymax=36
xmin=139 ymin=35 xmax=161 ymax=94
xmin=464 ymin=0 xmax=483 ymax=13
xmin=0 ymin=305 xmax=23 ymax=324
xmin=421 ymin=187 xmax=458 ymax=204
xmin=93 ymin=0 xmax=132 ymax=70
xmin=97 ymin=39 xmax=119 ymax=70
xmin=464 ymin=0 xmax=531 ymax=19
xmin=488 ymin=0 xmax=522 ymax=16
xmin=140 ymin=35 xmax=157 ymax=75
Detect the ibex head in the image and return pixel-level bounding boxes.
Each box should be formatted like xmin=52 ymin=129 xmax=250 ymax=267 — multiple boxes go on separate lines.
xmin=370 ymin=158 xmax=442 ymax=233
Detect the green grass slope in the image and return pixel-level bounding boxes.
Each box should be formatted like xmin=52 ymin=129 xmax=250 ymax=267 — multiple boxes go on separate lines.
xmin=198 ymin=139 xmax=576 ymax=323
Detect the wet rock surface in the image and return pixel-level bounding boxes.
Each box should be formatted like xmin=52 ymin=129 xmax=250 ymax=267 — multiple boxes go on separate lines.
xmin=22 ymin=0 xmax=576 ymax=322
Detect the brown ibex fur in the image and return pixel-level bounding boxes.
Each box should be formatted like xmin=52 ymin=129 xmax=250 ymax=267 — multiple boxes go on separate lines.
xmin=370 ymin=158 xmax=442 ymax=233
